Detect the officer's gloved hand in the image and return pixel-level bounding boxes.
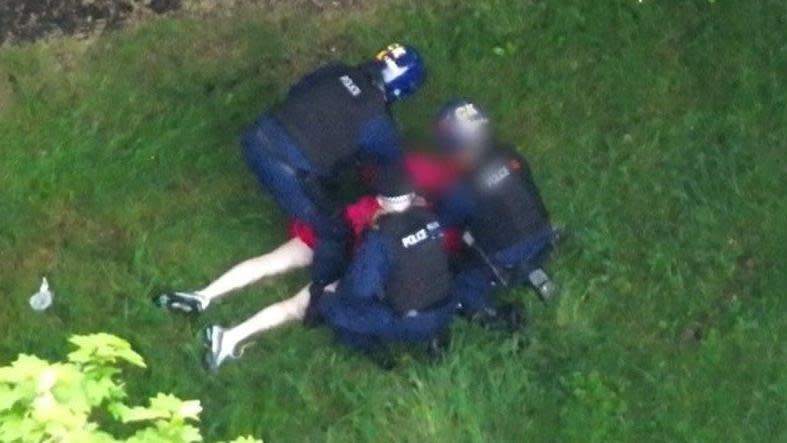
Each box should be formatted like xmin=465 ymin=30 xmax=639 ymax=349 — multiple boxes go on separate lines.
xmin=303 ymin=284 xmax=325 ymax=328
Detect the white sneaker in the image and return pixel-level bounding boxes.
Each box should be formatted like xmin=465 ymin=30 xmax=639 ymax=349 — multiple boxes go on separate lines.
xmin=153 ymin=291 xmax=209 ymax=314
xmin=202 ymin=325 xmax=243 ymax=372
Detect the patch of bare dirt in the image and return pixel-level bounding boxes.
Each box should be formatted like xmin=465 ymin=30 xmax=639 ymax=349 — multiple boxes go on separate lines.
xmin=0 ymin=1 xmax=179 ymax=45
xmin=0 ymin=0 xmax=361 ymax=46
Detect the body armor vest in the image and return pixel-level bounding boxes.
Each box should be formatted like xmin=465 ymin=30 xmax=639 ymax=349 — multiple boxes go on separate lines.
xmin=376 ymin=207 xmax=452 ymax=315
xmin=273 ymin=64 xmax=387 ymax=173
xmin=466 ymin=147 xmax=550 ymax=254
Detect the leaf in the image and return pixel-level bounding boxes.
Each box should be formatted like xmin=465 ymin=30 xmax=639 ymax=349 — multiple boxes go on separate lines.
xmin=36 ymin=368 xmax=58 ymax=392
xmin=116 ymin=404 xmax=170 ymax=423
xmin=60 ymin=428 xmax=117 ymax=443
xmin=222 ymin=436 xmax=263 ymax=443
xmin=178 ymin=424 xmax=203 ymax=443
xmin=67 ymin=334 xmax=146 ymax=368
xmin=0 ymin=355 xmax=51 ymax=383
xmin=0 ymin=384 xmax=26 ymax=411
xmin=81 ymin=375 xmax=125 ymax=407
xmin=0 ymin=416 xmax=45 ymax=442
xmin=176 ymin=400 xmax=203 ymax=421
xmin=149 ymin=393 xmax=202 ymax=421
xmin=127 ymin=427 xmax=166 ymax=443
xmin=128 ymin=422 xmax=203 ymax=443
xmin=0 ymin=333 xmax=254 ymax=442
xmin=119 ymin=394 xmax=202 ymax=423
xmin=32 ymin=393 xmax=92 ymax=433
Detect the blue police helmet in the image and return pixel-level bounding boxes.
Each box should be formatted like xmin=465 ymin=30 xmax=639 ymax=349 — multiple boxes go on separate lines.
xmin=433 ymin=99 xmax=493 ymax=153
xmin=372 ymin=43 xmax=426 ymax=102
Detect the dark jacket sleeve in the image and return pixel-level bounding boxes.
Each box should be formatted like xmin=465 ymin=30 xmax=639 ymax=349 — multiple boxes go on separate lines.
xmin=357 ymin=114 xmax=404 ymax=165
xmin=335 ymin=230 xmax=393 ymax=302
xmin=436 ymin=184 xmax=476 ymax=229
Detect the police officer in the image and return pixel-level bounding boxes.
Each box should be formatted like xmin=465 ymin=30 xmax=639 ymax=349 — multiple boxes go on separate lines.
xmin=433 ymin=99 xmax=558 ymax=326
xmin=318 ymin=170 xmax=456 ymax=358
xmin=241 ymin=43 xmax=426 ymax=292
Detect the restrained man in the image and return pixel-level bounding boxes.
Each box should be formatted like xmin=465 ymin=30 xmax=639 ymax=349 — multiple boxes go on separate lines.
xmin=154 ymin=170 xmax=418 ymax=370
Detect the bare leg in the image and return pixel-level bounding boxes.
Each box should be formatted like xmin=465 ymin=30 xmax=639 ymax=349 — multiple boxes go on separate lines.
xmin=197 ymin=238 xmax=313 ymax=304
xmin=221 ymin=282 xmax=337 ymax=353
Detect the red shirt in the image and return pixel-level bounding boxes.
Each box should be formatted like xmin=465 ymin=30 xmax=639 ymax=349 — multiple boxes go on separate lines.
xmin=404 ymin=151 xmax=462 ymax=197
xmin=289 ymin=151 xmax=463 ymax=251
xmin=288 ymin=196 xmax=381 ymax=249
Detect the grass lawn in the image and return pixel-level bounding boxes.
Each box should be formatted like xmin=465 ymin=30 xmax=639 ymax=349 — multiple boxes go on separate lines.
xmin=0 ymin=0 xmax=785 ymax=441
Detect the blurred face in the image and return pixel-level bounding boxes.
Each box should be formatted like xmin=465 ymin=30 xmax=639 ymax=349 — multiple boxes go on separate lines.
xmin=435 ymin=102 xmax=492 ymax=168
xmin=449 ymin=144 xmax=487 ymax=169
xmin=439 ymin=130 xmax=492 ymax=170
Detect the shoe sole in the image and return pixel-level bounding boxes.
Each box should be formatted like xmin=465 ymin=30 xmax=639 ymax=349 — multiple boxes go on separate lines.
xmin=152 ymin=293 xmax=203 ymax=315
xmin=201 ymin=326 xmax=220 ymax=372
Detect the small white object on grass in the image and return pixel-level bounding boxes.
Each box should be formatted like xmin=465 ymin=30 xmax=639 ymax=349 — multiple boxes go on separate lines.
xmin=30 ymin=277 xmax=53 ymax=311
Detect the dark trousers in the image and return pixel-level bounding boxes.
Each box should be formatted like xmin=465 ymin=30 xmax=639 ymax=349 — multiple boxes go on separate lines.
xmin=319 ymin=296 xmax=457 ymax=352
xmin=241 ymin=117 xmax=349 ymax=284
xmin=454 ymin=229 xmax=554 ymax=314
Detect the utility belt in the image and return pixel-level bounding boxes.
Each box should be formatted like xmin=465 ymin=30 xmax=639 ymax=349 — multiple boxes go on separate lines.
xmin=384 ymin=292 xmax=457 ymax=318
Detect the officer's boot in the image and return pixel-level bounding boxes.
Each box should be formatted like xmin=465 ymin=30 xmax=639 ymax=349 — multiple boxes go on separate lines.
xmin=528 ymin=268 xmax=557 ymax=302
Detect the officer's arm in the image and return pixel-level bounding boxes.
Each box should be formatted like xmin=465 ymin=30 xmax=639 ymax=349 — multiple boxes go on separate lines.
xmin=436 ymin=185 xmax=475 ymax=229
xmin=357 ymin=115 xmax=404 ymax=165
xmin=337 ymin=230 xmax=393 ymax=301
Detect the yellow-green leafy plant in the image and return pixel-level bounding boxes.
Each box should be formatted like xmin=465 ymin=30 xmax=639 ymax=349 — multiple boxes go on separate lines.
xmin=0 ymin=333 xmax=260 ymax=443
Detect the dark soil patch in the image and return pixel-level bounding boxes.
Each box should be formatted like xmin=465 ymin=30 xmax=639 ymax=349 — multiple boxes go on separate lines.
xmin=0 ymin=0 xmax=360 ymax=46
xmin=0 ymin=0 xmax=182 ymax=45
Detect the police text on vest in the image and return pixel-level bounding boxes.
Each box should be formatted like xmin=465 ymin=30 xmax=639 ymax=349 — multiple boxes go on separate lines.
xmin=483 ymin=165 xmax=511 ymax=188
xmin=339 ymin=75 xmax=362 ymax=97
xmin=401 ymin=229 xmax=428 ymax=248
